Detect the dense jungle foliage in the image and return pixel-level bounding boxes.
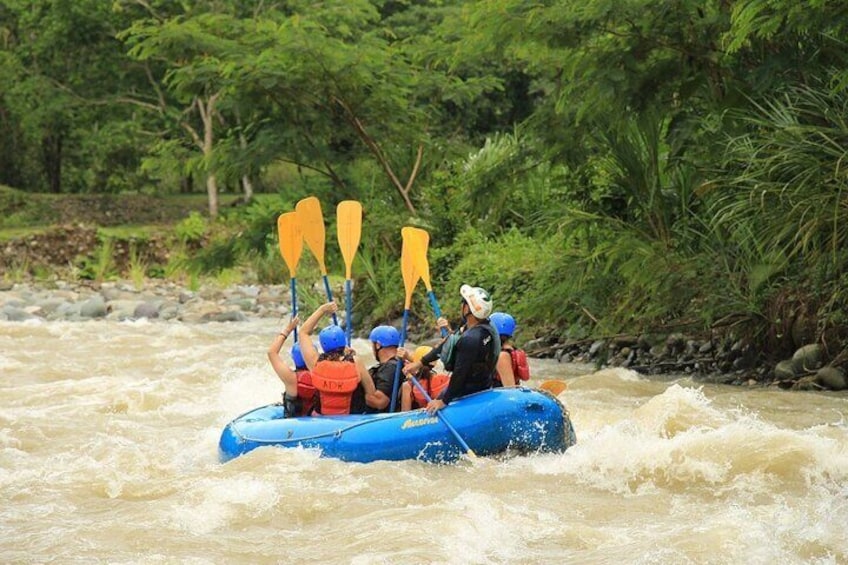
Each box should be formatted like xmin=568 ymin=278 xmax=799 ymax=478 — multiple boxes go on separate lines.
xmin=2 ymin=0 xmax=848 ymax=368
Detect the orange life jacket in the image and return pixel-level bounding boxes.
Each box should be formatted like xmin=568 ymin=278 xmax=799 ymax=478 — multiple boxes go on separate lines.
xmin=295 ymin=369 xmax=316 ymax=417
xmin=411 ymin=373 xmax=451 ymax=408
xmin=311 ymin=360 xmax=360 ymax=415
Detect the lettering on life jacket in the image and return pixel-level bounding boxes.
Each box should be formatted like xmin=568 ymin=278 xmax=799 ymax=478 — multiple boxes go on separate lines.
xmin=311 ymin=360 xmax=360 ymax=415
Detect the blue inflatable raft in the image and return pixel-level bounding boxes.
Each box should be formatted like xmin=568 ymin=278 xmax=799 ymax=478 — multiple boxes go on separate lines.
xmin=219 ymin=387 xmax=576 ymax=463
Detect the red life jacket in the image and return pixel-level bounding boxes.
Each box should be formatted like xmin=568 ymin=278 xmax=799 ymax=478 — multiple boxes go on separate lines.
xmin=295 ymin=369 xmax=316 ymax=417
xmin=411 ymin=373 xmax=450 ymax=408
xmin=495 ymin=347 xmax=531 ymax=385
xmin=311 ymin=360 xmax=360 ymax=415
xmin=510 ymin=348 xmax=531 ymax=381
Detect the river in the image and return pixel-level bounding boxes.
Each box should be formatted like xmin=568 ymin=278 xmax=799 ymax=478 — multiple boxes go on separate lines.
xmin=2 ymin=318 xmax=847 ymax=564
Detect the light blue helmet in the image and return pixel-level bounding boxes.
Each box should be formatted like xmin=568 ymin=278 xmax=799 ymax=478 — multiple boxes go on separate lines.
xmin=318 ymin=325 xmax=346 ymax=353
xmin=291 ymin=342 xmax=306 ymax=369
xmin=490 ymin=312 xmax=516 ymax=337
xmin=369 ymin=325 xmax=401 ymax=348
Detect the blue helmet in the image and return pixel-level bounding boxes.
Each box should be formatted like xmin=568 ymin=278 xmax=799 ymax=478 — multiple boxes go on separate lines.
xmin=291 ymin=342 xmax=306 ymax=369
xmin=369 ymin=325 xmax=400 ymax=348
xmin=490 ymin=312 xmax=516 ymax=337
xmin=319 ymin=325 xmax=346 ymax=353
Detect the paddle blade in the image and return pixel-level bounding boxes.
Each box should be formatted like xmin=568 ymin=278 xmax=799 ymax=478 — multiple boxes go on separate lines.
xmin=295 ymin=196 xmax=327 ymax=273
xmin=400 ymin=227 xmax=421 ymax=309
xmin=409 ymin=227 xmax=433 ymax=291
xmin=337 ymin=200 xmax=362 ymax=279
xmin=539 ymin=380 xmax=568 ymax=395
xmin=276 ymin=212 xmax=303 ymax=277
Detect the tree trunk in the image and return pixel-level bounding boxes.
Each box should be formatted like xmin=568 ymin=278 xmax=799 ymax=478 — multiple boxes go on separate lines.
xmin=236 ymin=109 xmax=254 ymax=203
xmin=42 ymin=133 xmax=63 ymax=193
xmin=206 ymin=173 xmax=219 ymax=218
xmin=180 ymin=173 xmax=193 ymax=194
xmin=240 ymin=175 xmax=254 ymax=203
xmin=197 ymin=94 xmax=220 ymax=217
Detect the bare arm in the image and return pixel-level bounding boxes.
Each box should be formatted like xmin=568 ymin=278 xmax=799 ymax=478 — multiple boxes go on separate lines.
xmin=300 ymin=302 xmax=337 ymax=370
xmin=496 ymin=351 xmax=516 ymax=387
xmin=355 ymin=354 xmax=377 ymax=396
xmin=267 ymin=316 xmax=300 ymax=396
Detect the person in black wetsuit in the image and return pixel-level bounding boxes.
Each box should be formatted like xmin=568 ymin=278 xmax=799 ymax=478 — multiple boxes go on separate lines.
xmin=350 ymin=324 xmax=402 ymax=413
xmin=402 ymin=284 xmax=500 ymax=414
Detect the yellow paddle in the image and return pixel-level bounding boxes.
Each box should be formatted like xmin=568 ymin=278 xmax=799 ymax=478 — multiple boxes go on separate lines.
xmin=337 ymin=200 xmax=362 ymax=345
xmin=277 ymin=211 xmax=303 ymax=340
xmin=398 ymin=228 xmax=477 ymax=459
xmin=407 ymin=227 xmax=447 ymax=337
xmin=539 ymin=380 xmax=568 ymax=395
xmin=389 ymin=227 xmax=420 ymax=411
xmin=295 ymin=196 xmax=338 ymax=325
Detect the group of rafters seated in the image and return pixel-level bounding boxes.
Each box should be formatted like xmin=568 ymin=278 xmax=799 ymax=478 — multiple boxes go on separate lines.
xmin=267 ymin=288 xmax=530 ymax=418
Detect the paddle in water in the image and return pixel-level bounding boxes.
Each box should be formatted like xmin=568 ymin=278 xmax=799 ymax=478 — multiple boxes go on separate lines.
xmin=336 ymin=200 xmax=362 ymax=345
xmin=539 ymin=380 xmax=568 ymax=395
xmin=296 ymin=196 xmax=338 ymax=325
xmin=277 ymin=211 xmax=303 ymax=341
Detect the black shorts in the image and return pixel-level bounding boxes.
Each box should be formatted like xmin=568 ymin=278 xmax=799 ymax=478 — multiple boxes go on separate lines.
xmin=282 ymin=393 xmax=302 ymax=418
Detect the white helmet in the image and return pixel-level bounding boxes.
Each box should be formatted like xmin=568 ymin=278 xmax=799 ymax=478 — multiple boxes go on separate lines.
xmin=460 ymin=284 xmax=493 ymax=320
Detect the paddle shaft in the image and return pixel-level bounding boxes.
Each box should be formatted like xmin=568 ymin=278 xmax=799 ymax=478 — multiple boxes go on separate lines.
xmin=321 ymin=275 xmax=339 ymax=325
xmin=427 ymin=290 xmax=448 ymax=338
xmin=408 ymin=375 xmax=476 ymax=458
xmin=389 ymin=308 xmax=409 ymax=412
xmin=344 ymin=279 xmax=352 ymax=345
xmin=291 ymin=277 xmax=298 ymax=342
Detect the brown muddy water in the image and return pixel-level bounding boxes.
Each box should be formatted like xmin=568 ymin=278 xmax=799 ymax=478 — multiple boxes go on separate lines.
xmin=1 ymin=318 xmax=846 ymax=564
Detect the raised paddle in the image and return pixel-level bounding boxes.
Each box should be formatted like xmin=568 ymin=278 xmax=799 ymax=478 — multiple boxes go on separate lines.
xmin=337 ymin=200 xmax=362 ymax=346
xmin=389 ymin=227 xmax=420 ymax=412
xmin=296 ymin=196 xmax=338 ymax=325
xmin=396 ymin=228 xmax=478 ymax=459
xmin=277 ymin=211 xmax=303 ymax=341
xmin=539 ymin=380 xmax=568 ymax=395
xmin=408 ymin=227 xmax=447 ymax=338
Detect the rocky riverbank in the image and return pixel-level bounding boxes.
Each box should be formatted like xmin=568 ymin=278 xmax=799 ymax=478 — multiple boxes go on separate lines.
xmin=2 ymin=279 xmax=845 ymax=392
xmin=524 ymin=333 xmax=847 ymax=392
xmin=0 ymin=280 xmax=290 ymax=325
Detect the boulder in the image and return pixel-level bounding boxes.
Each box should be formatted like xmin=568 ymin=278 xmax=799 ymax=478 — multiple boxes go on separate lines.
xmin=791 ymin=344 xmax=823 ymax=373
xmin=773 ymin=360 xmax=796 ymax=380
xmin=79 ymin=295 xmax=107 ymax=318
xmin=815 ymin=366 xmax=846 ymax=391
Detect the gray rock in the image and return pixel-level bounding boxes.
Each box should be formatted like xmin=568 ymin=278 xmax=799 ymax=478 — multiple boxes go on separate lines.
xmin=225 ymin=297 xmax=257 ymax=312
xmin=205 ymin=310 xmax=248 ymax=323
xmin=1 ymin=305 xmax=33 ymax=321
xmin=588 ymin=340 xmax=606 ymax=356
xmin=236 ymin=284 xmax=261 ymax=298
xmin=50 ymin=301 xmax=81 ymax=320
xmin=159 ymin=303 xmax=180 ymax=320
xmin=133 ymin=301 xmax=161 ymax=319
xmin=815 ymin=366 xmax=846 ymax=391
xmin=79 ymin=296 xmax=107 ymax=318
xmin=791 ymin=344 xmax=823 ymax=373
xmin=774 ymin=360 xmax=796 ymax=380
xmin=105 ymin=299 xmax=140 ymax=321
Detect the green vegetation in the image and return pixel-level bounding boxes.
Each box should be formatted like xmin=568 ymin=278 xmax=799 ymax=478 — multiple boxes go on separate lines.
xmin=1 ymin=1 xmax=847 ymax=369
